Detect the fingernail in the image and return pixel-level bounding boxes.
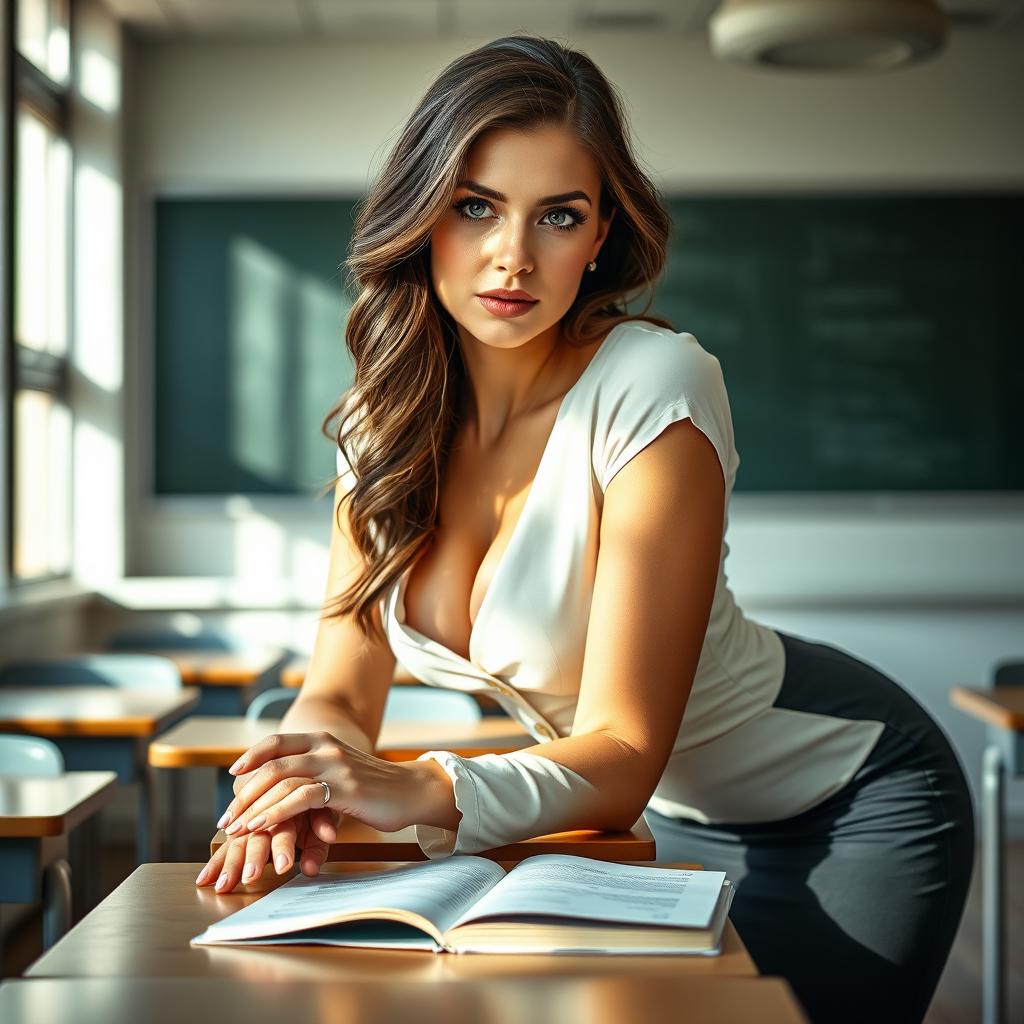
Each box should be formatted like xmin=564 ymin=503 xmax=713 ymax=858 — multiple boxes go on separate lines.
xmin=242 ymin=862 xmax=256 ymax=882
xmin=225 ymin=819 xmax=243 ymax=835
xmin=275 ymin=853 xmax=289 ymax=873
xmin=228 ymin=758 xmax=244 ymax=774
xmin=215 ymin=872 xmax=228 ymax=891
xmin=195 ymin=867 xmax=208 ymax=885
xmin=216 ymin=811 xmax=231 ymax=829
xmin=247 ymin=816 xmax=266 ymax=831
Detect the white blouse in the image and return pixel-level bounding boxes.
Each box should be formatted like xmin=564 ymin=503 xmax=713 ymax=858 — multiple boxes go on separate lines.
xmin=337 ymin=320 xmax=884 ymax=858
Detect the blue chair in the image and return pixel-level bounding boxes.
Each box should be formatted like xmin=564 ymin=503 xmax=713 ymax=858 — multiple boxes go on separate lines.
xmin=244 ymin=685 xmax=481 ymax=724
xmin=0 ymin=654 xmax=182 ymax=692
xmin=105 ymin=626 xmax=242 ymax=653
xmin=0 ymin=735 xmax=72 ymax=950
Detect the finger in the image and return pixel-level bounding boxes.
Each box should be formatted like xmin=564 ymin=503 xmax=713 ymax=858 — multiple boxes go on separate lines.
xmin=240 ymin=829 xmax=273 ymax=885
xmin=224 ymin=776 xmax=318 ymax=835
xmin=195 ymin=836 xmax=230 ymax=887
xmin=214 ymin=837 xmax=250 ymax=893
xmin=299 ymin=836 xmax=330 ymax=877
xmin=310 ymin=806 xmax=339 ymax=844
xmin=241 ymin=781 xmax=332 ymax=837
xmin=270 ymin=818 xmax=298 ymax=875
xmin=227 ymin=732 xmax=318 ymax=776
xmin=219 ymin=757 xmax=317 ymax=830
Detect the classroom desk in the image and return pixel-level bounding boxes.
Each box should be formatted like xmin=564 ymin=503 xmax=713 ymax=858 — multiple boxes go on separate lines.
xmin=209 ymin=813 xmax=658 ymax=864
xmin=950 ymin=685 xmax=1022 ymax=1024
xmin=0 ymin=687 xmax=200 ymax=865
xmin=22 ymin=862 xmax=760 ymax=984
xmin=150 ymin=715 xmax=532 ymax=813
xmin=136 ymin=647 xmax=287 ymax=715
xmin=0 ymin=976 xmax=808 ymax=1024
xmin=0 ymin=771 xmax=117 ymax=948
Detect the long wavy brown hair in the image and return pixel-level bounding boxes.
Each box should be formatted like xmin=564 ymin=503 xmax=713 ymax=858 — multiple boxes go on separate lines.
xmin=319 ymin=34 xmax=676 ymax=643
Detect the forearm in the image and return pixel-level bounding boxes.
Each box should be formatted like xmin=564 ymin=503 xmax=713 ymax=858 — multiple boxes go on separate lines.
xmin=410 ymin=730 xmax=657 ymax=858
xmin=278 ymin=694 xmax=375 ymax=755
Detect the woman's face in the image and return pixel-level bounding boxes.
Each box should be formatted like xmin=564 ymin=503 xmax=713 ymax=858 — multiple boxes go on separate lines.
xmin=430 ymin=123 xmax=615 ymax=350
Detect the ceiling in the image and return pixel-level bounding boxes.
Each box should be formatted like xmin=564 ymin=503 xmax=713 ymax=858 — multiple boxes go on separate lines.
xmin=99 ymin=0 xmax=1024 ymax=40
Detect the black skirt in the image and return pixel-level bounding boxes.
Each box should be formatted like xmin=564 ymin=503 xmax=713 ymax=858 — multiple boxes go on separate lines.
xmin=646 ymin=628 xmax=976 ymax=1024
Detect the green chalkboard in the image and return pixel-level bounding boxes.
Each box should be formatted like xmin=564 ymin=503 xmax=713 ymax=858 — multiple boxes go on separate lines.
xmin=154 ymin=197 xmax=358 ymax=495
xmin=154 ymin=192 xmax=1023 ymax=496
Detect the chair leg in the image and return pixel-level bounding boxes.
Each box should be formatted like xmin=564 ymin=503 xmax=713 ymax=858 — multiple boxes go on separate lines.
xmin=42 ymin=858 xmax=73 ymax=950
xmin=169 ymin=769 xmax=187 ymax=861
xmin=982 ymin=742 xmax=1006 ymax=1024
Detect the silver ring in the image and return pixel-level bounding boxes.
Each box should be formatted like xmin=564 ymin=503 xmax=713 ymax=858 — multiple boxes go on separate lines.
xmin=319 ymin=780 xmax=331 ymax=806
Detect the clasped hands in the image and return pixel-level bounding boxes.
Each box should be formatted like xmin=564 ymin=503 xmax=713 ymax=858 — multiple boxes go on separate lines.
xmin=194 ymin=731 xmax=421 ymax=894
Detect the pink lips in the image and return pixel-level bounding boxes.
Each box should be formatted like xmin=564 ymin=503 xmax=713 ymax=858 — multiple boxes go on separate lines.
xmin=477 ymin=295 xmax=538 ymax=318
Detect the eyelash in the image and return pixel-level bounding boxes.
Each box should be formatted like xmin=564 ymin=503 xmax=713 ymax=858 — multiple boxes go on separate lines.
xmin=452 ymin=197 xmax=589 ymax=232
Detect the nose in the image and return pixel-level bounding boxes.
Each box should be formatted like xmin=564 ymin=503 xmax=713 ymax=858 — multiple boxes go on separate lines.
xmin=489 ymin=219 xmax=533 ymax=277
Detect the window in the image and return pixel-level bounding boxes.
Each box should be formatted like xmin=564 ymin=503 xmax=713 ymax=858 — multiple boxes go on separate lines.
xmin=7 ymin=0 xmax=73 ymax=583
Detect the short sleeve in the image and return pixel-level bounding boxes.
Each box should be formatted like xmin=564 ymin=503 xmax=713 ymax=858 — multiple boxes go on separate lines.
xmin=591 ymin=327 xmax=736 ymax=495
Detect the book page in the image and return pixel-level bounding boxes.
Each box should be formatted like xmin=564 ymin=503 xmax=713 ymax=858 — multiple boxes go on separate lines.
xmin=449 ymin=855 xmax=726 ymax=931
xmin=193 ymin=856 xmax=506 ymax=944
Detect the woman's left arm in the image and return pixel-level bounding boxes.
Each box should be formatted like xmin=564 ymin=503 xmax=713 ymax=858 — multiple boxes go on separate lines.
xmin=217 ymin=416 xmax=725 ymax=846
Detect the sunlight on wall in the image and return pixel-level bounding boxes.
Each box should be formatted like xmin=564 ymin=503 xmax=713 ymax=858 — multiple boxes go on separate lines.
xmin=75 ymin=162 xmax=122 ymax=391
xmin=79 ymin=45 xmax=120 ymax=114
xmin=73 ymin=417 xmax=122 ymax=583
xmin=229 ymin=236 xmax=290 ymax=482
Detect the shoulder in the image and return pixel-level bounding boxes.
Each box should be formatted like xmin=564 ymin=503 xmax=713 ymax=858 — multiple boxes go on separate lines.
xmin=595 ymin=320 xmax=726 ymax=402
xmin=588 ymin=320 xmax=736 ymax=494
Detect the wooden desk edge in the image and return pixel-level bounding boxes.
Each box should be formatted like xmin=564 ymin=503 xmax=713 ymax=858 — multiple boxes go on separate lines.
xmin=0 ymin=772 xmax=119 ymax=838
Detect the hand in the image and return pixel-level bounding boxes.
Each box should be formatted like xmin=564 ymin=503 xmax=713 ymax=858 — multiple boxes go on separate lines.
xmin=215 ymin=731 xmax=419 ymax=840
xmin=195 ymin=805 xmax=341 ymax=894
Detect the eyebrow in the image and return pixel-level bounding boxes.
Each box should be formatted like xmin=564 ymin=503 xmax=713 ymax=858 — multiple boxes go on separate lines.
xmin=456 ymin=179 xmax=592 ymax=207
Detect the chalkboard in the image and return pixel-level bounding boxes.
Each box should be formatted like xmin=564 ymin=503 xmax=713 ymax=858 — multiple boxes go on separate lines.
xmin=153 ymin=192 xmax=1023 ymax=495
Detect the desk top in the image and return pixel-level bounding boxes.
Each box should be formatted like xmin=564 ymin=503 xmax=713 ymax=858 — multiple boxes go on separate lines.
xmin=0 ymin=976 xmax=807 ymax=1023
xmin=24 ymin=862 xmax=759 ymax=983
xmin=0 ymin=687 xmax=201 ymax=737
xmin=0 ymin=771 xmax=118 ymax=837
xmin=209 ymin=814 xmax=657 ymax=863
xmin=140 ymin=648 xmax=285 ymax=687
xmin=149 ymin=715 xmax=531 ymax=767
xmin=951 ymin=685 xmax=1024 ymax=731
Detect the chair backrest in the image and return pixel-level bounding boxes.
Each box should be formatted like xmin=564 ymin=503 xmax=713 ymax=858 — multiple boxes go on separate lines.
xmin=0 ymin=734 xmax=65 ymax=777
xmin=245 ymin=687 xmax=298 ymax=721
xmin=0 ymin=654 xmax=183 ymax=692
xmin=993 ymin=660 xmax=1024 ymax=686
xmin=245 ymin=685 xmax=482 ymax=724
xmin=383 ymin=686 xmax=482 ymax=723
xmin=106 ymin=627 xmax=241 ymax=652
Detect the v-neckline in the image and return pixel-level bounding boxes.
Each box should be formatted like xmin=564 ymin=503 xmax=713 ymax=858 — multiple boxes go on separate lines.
xmin=393 ymin=320 xmax=626 ymax=668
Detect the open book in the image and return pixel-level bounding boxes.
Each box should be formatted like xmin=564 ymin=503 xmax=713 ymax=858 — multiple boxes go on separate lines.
xmin=191 ymin=854 xmax=733 ymax=956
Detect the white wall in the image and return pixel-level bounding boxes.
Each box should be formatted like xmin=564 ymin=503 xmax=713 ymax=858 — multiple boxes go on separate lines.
xmin=120 ymin=30 xmax=1024 ymax=829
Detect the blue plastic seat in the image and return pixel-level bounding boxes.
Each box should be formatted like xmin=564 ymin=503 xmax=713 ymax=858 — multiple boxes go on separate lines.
xmin=0 ymin=734 xmax=65 ymax=777
xmin=244 ymin=685 xmax=481 ymax=723
xmin=0 ymin=654 xmax=182 ymax=692
xmin=105 ymin=626 xmax=242 ymax=652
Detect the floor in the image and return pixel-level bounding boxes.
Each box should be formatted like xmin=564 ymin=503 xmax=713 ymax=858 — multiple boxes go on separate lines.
xmin=1 ymin=838 xmax=1021 ymax=1022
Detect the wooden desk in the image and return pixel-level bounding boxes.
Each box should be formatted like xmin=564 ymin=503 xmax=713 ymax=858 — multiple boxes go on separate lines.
xmin=24 ymin=862 xmax=760 ymax=983
xmin=0 ymin=687 xmax=200 ymax=865
xmin=950 ymin=685 xmax=1022 ymax=1024
xmin=150 ymin=715 xmax=532 ymax=812
xmin=0 ymin=771 xmax=117 ymax=948
xmin=210 ymin=813 xmax=657 ymax=864
xmin=0 ymin=976 xmax=808 ymax=1023
xmin=131 ymin=647 xmax=287 ymax=716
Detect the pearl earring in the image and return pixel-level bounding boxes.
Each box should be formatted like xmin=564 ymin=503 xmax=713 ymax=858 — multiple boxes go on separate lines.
xmin=587 ymin=260 xmax=597 ymax=272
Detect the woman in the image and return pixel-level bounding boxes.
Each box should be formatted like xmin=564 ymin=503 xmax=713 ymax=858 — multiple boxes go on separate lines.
xmin=195 ymin=35 xmax=974 ymax=1023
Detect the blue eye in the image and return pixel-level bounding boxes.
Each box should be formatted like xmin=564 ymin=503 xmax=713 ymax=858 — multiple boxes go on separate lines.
xmin=452 ymin=197 xmax=588 ymax=233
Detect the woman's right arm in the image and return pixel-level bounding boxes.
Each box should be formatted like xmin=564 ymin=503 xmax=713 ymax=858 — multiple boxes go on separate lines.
xmin=197 ymin=475 xmax=397 ymax=891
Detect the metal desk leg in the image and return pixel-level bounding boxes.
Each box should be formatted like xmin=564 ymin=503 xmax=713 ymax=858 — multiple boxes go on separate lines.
xmin=982 ymin=742 xmax=1006 ymax=1024
xmin=41 ymin=858 xmax=72 ymax=950
xmin=168 ymin=768 xmax=187 ymax=861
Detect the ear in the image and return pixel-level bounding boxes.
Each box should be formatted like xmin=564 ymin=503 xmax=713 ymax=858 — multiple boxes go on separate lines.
xmin=591 ymin=206 xmax=616 ymax=260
